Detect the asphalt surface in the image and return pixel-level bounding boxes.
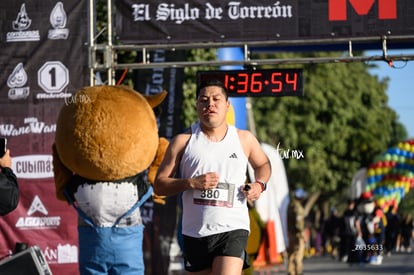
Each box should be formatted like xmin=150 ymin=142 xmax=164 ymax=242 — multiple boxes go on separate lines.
xmin=254 ymin=252 xmax=414 ymax=275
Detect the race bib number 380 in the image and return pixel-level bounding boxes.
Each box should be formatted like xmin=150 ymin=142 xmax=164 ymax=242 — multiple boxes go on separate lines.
xmin=193 ymin=182 xmax=235 ymax=208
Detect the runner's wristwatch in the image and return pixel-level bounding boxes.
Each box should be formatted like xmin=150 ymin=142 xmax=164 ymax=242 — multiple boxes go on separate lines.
xmin=256 ymin=179 xmax=267 ymax=192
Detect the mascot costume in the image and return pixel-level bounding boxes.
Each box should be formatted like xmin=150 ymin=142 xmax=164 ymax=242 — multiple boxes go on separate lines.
xmin=53 ymin=85 xmax=168 ymax=274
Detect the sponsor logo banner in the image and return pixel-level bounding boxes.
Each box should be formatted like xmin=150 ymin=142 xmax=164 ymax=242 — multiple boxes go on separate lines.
xmin=116 ymin=0 xmax=413 ymax=45
xmin=0 ymin=1 xmax=88 ymax=274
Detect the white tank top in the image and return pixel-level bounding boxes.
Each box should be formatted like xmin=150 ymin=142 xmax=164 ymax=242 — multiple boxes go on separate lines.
xmin=180 ymin=122 xmax=250 ymax=237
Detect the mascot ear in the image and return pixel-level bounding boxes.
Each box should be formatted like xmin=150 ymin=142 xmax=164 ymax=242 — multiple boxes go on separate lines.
xmin=145 ymin=90 xmax=167 ymax=108
xmin=52 ymin=143 xmax=73 ymax=201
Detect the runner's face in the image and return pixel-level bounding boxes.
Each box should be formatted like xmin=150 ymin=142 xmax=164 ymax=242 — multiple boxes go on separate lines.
xmin=197 ymin=86 xmax=229 ymax=128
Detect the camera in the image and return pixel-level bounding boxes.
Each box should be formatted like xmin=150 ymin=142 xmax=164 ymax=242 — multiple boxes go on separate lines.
xmin=0 ymin=244 xmax=53 ymax=275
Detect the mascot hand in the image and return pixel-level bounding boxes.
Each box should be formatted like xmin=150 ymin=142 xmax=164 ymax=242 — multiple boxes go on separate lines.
xmin=52 ymin=143 xmax=73 ymax=201
xmin=153 ymin=195 xmax=167 ymax=205
xmin=148 ymin=137 xmax=169 ymax=205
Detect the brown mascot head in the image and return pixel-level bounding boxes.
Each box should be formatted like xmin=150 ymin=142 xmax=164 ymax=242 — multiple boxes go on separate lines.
xmin=53 ymin=85 xmax=167 ymax=199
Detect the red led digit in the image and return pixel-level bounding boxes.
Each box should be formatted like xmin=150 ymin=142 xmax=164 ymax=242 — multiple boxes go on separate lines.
xmin=271 ymin=72 xmax=282 ymax=93
xmin=237 ymin=73 xmax=248 ymax=93
xmin=286 ymin=73 xmax=297 ymax=91
xmin=224 ymin=74 xmax=229 ymax=90
xmin=250 ymin=73 xmax=262 ymax=93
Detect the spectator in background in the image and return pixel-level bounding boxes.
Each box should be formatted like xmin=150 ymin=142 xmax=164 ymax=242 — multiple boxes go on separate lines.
xmin=339 ymin=199 xmax=358 ymax=263
xmin=373 ymin=207 xmax=386 ymax=262
xmin=323 ymin=207 xmax=341 ymax=258
xmin=385 ymin=205 xmax=400 ymax=256
xmin=356 ymin=192 xmax=383 ymax=265
xmin=399 ymin=213 xmax=413 ymax=253
xmin=287 ymin=188 xmax=307 ymax=275
xmin=0 ymin=149 xmax=19 ymax=215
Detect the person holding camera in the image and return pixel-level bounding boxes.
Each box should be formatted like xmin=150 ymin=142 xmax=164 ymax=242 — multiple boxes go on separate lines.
xmin=287 ymin=188 xmax=307 ymax=275
xmin=0 ymin=149 xmax=19 ymax=215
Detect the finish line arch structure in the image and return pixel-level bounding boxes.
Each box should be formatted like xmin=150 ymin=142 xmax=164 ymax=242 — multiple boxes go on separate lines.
xmin=91 ymin=0 xmax=414 ymax=85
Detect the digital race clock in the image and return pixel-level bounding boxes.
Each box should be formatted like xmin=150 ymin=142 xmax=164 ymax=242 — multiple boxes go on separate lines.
xmin=196 ymin=69 xmax=304 ymax=97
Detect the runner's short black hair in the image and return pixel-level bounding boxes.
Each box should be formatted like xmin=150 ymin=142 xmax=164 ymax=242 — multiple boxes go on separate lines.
xmin=197 ymin=79 xmax=228 ymax=100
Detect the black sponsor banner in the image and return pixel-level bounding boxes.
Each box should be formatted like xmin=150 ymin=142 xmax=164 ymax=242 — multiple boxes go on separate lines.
xmin=133 ymin=49 xmax=185 ymax=274
xmin=116 ymin=0 xmax=414 ymax=45
xmin=133 ymin=49 xmax=186 ymax=139
xmin=0 ymin=1 xmax=89 ymax=274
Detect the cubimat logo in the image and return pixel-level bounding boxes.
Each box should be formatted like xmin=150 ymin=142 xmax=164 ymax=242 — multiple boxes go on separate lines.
xmin=12 ymin=155 xmax=54 ymax=179
xmin=329 ymin=0 xmax=397 ymax=21
xmin=16 ymin=195 xmax=61 ymax=229
xmin=6 ymin=3 xmax=40 ymax=42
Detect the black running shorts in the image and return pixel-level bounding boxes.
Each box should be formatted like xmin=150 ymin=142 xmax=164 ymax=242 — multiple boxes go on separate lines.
xmin=182 ymin=229 xmax=250 ymax=272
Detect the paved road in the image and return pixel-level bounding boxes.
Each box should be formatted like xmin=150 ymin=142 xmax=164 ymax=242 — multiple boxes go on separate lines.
xmin=302 ymin=252 xmax=414 ymax=275
xmin=254 ymin=252 xmax=414 ymax=275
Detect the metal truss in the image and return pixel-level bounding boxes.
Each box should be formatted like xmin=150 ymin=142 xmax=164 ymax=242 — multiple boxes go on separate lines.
xmin=88 ymin=0 xmax=414 ymax=85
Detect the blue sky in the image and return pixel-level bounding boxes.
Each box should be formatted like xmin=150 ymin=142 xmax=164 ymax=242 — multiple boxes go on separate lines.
xmin=367 ymin=49 xmax=414 ymax=139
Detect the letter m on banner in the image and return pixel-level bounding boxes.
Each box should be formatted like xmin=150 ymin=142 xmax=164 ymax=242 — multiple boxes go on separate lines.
xmin=329 ymin=0 xmax=397 ymax=21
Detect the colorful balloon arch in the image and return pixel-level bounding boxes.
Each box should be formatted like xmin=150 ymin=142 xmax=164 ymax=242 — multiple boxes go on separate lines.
xmin=365 ymin=139 xmax=414 ymax=211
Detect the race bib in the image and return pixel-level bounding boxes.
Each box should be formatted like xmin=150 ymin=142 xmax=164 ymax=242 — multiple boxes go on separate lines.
xmin=193 ymin=182 xmax=236 ymax=208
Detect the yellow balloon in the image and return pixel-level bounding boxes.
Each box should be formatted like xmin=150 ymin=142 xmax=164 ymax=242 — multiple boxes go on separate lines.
xmin=226 ymin=104 xmax=235 ymax=125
